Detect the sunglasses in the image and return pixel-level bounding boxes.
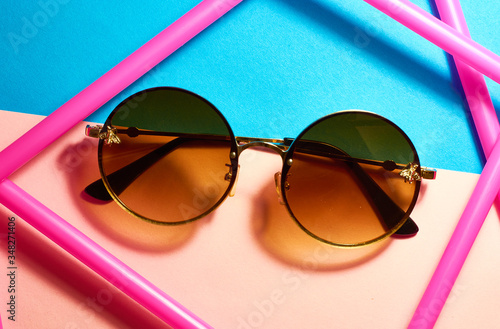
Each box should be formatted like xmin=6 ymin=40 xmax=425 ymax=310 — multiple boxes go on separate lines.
xmin=84 ymin=87 xmax=436 ymax=247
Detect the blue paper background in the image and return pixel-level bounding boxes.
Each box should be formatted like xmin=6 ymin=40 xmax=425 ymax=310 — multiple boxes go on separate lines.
xmin=1 ymin=0 xmax=499 ymax=174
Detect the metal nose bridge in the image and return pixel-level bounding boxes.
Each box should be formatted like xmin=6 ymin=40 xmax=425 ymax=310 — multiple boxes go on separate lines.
xmin=235 ymin=137 xmax=291 ymax=160
xmin=232 ymin=137 xmax=292 ymax=204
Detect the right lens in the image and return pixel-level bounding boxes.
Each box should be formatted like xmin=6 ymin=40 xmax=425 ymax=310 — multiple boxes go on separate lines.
xmin=282 ymin=111 xmax=420 ymax=247
xmin=98 ymin=87 xmax=237 ymax=224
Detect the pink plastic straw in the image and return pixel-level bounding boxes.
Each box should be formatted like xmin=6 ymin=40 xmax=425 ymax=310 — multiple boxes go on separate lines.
xmin=0 ymin=0 xmax=243 ymax=182
xmin=433 ymin=0 xmax=500 ymax=158
xmin=0 ymin=178 xmax=212 ymax=329
xmin=363 ymin=0 xmax=500 ymax=85
xmin=408 ymin=139 xmax=500 ymax=328
xmin=0 ymin=0 xmax=243 ymax=327
xmin=408 ymin=1 xmax=500 ymax=327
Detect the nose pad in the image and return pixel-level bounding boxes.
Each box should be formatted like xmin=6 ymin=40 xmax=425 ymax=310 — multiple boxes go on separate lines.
xmin=274 ymin=172 xmax=286 ymax=205
xmin=226 ymin=164 xmax=240 ymax=197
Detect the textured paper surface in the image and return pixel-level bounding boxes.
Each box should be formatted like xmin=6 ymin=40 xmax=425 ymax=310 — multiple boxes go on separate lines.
xmin=0 ymin=110 xmax=499 ymax=328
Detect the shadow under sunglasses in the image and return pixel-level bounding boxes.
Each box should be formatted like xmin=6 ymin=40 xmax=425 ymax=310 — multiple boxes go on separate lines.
xmin=245 ymin=148 xmax=392 ymax=271
xmin=81 ymin=87 xmax=436 ymax=249
xmin=58 ymin=138 xmax=198 ymax=252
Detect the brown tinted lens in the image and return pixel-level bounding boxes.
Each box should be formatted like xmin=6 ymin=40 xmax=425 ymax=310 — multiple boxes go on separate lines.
xmin=99 ymin=88 xmax=235 ymax=224
xmin=283 ymin=112 xmax=419 ymax=246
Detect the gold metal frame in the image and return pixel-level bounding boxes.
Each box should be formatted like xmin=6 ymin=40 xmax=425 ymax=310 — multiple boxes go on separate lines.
xmin=84 ymin=87 xmax=437 ymax=248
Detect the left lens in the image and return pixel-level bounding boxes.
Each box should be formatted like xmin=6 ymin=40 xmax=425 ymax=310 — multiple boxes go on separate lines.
xmin=98 ymin=87 xmax=237 ymax=224
xmin=282 ymin=111 xmax=420 ymax=246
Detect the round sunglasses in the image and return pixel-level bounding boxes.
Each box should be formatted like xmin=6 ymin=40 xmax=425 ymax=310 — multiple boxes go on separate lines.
xmin=84 ymin=87 xmax=436 ymax=247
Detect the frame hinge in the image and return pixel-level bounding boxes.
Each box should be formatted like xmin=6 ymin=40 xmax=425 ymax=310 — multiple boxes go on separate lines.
xmin=421 ymin=167 xmax=437 ymax=180
xmin=85 ymin=125 xmax=102 ymax=138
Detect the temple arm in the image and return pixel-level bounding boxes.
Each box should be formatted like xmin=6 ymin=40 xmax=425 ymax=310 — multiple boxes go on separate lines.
xmin=292 ymin=140 xmax=420 ymax=236
xmin=84 ymin=137 xmax=190 ymax=201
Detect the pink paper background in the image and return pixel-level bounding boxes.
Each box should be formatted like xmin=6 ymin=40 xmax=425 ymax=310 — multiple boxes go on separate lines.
xmin=1 ymin=109 xmax=499 ymax=328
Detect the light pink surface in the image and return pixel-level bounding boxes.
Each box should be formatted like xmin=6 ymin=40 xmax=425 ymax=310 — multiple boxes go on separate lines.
xmin=1 ymin=2 xmax=499 ymax=327
xmin=1 ymin=110 xmax=499 ymax=328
